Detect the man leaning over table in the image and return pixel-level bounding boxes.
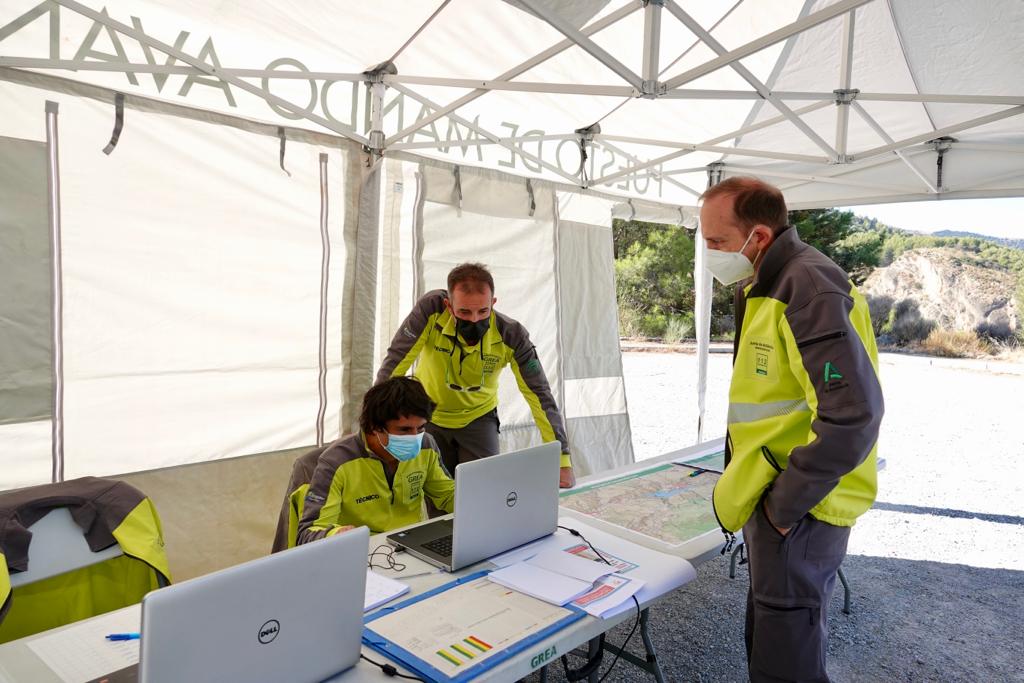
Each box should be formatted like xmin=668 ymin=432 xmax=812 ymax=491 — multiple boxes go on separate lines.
xmin=376 ymin=262 xmax=575 ymax=489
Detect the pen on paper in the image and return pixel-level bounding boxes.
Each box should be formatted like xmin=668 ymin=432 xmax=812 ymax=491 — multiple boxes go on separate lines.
xmin=105 ymin=633 xmax=140 ymax=641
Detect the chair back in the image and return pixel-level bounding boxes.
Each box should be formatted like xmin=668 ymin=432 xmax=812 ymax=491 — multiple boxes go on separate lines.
xmin=9 ymin=507 xmax=123 ymax=588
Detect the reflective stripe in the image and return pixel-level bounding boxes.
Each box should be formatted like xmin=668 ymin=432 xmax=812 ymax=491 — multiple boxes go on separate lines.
xmin=728 ymin=398 xmax=809 ymax=424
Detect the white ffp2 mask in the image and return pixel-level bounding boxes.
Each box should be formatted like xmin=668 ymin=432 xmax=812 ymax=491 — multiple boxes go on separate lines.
xmin=705 ymin=231 xmax=757 ymax=286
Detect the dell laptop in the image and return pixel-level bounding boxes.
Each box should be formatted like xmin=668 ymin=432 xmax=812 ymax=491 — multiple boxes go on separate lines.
xmin=137 ymin=526 xmax=369 ymax=683
xmin=386 ymin=441 xmax=560 ymax=571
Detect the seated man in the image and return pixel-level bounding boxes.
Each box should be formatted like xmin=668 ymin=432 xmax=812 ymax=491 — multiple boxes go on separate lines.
xmin=296 ymin=377 xmax=454 ymax=543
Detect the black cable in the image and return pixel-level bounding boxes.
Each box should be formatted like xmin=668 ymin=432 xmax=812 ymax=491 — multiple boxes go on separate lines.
xmin=360 ymin=654 xmax=424 ymax=681
xmin=556 ymin=525 xmax=643 ymax=683
xmin=367 ymin=544 xmax=406 ymax=572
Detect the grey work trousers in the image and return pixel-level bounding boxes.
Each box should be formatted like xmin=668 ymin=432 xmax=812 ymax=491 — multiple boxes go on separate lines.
xmin=743 ymin=501 xmax=850 ymax=683
xmin=423 ymin=410 xmax=500 ymax=517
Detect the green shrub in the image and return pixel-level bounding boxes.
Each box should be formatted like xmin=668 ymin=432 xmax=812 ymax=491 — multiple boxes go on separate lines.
xmin=617 ymin=304 xmax=642 ymax=339
xmin=663 ymin=314 xmax=695 ymax=343
xmin=639 ymin=312 xmax=668 ymax=338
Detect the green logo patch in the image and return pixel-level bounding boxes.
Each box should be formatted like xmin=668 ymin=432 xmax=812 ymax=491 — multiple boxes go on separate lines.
xmin=824 ymin=361 xmax=843 ymax=382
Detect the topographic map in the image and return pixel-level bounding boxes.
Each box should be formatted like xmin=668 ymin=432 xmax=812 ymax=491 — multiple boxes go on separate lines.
xmin=559 ymin=460 xmax=722 ymax=547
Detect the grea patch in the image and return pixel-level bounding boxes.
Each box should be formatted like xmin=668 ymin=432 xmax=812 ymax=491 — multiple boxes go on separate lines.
xmin=523 ymin=358 xmax=542 ymax=375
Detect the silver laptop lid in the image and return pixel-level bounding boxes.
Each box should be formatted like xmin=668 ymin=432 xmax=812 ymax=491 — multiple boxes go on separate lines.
xmin=450 ymin=442 xmax=560 ymax=570
xmin=140 ymin=527 xmax=369 ymax=683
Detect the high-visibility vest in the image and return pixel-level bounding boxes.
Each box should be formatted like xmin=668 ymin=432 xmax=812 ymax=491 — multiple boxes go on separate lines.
xmin=712 ymin=227 xmax=884 ymax=533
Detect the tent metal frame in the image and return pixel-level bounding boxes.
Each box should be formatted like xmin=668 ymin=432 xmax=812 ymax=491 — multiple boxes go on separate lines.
xmin=2 ymin=0 xmax=1019 ymax=203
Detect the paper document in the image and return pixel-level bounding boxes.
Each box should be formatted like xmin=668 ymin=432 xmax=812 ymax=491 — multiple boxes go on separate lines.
xmin=365 ymin=576 xmax=577 ymax=680
xmin=365 ymin=570 xmax=410 ymax=611
xmin=525 ymin=548 xmax=615 ymax=583
xmin=572 ymin=574 xmax=645 ymax=617
xmin=562 ymin=543 xmax=639 ymax=574
xmin=488 ymin=563 xmax=592 ymax=605
xmin=26 ymin=609 xmax=140 ymax=683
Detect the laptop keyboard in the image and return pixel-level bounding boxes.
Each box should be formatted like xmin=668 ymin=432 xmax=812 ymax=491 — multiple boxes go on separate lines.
xmin=423 ymin=534 xmax=454 ymax=557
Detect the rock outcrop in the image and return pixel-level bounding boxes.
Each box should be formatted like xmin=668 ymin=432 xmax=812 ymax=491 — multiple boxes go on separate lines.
xmin=860 ymin=248 xmax=1019 ymax=336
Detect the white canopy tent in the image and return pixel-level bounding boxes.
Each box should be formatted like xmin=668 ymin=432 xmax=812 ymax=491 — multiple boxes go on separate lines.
xmin=1 ymin=0 xmax=1021 ymax=574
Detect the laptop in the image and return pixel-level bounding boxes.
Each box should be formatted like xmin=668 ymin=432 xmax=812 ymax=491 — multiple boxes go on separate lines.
xmin=137 ymin=526 xmax=369 ymax=683
xmin=386 ymin=442 xmax=560 ymax=571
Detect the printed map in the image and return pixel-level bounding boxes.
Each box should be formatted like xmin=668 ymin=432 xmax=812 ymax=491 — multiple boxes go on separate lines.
xmin=559 ymin=462 xmax=722 ymax=546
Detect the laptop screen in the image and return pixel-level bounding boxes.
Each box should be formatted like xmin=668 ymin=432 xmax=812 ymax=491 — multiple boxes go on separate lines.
xmin=139 ymin=527 xmax=368 ymax=683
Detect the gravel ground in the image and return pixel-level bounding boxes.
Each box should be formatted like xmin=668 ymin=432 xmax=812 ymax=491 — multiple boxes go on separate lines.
xmin=527 ymin=350 xmax=1024 ymax=682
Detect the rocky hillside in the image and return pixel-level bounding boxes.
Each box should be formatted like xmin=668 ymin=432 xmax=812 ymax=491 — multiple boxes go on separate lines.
xmin=860 ymin=248 xmax=1019 ymax=336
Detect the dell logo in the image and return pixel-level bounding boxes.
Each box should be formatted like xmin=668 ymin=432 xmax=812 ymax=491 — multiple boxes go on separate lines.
xmin=258 ymin=619 xmax=280 ymax=644
xmin=506 ymin=491 xmax=518 ymax=507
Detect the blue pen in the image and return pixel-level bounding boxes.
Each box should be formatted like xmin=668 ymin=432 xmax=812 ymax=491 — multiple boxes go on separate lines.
xmin=106 ymin=633 xmax=140 ymax=641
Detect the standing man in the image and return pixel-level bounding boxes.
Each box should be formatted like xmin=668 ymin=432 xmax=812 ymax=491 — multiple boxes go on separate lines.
xmin=376 ymin=263 xmax=575 ymax=488
xmin=701 ymin=177 xmax=883 ymax=682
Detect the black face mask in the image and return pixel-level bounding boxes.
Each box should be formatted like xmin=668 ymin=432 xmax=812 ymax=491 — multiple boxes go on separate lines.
xmin=456 ymin=317 xmax=489 ymax=345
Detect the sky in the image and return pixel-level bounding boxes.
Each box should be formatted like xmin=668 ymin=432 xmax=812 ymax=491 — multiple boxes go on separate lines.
xmin=838 ymin=198 xmax=1024 ymax=240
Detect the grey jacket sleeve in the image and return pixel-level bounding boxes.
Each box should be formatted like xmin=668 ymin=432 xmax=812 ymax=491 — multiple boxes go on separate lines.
xmin=499 ymin=316 xmax=571 ymax=456
xmin=765 ymin=291 xmax=884 ymax=528
xmin=375 ymin=290 xmax=447 ymax=384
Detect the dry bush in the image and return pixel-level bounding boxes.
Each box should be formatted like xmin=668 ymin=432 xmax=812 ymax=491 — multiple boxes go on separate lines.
xmin=919 ymin=329 xmax=993 ymax=358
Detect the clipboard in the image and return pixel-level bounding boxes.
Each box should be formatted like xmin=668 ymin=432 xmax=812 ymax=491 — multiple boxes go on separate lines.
xmin=363 ymin=570 xmax=586 ymax=682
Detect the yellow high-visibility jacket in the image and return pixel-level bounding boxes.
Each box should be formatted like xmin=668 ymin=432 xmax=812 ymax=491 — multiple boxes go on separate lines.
xmin=713 ymin=226 xmax=884 ymax=533
xmin=377 ymin=289 xmax=571 ymax=467
xmin=295 ymin=432 xmax=455 ymax=542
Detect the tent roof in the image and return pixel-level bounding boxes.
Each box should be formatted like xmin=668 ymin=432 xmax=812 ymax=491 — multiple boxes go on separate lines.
xmin=2 ymin=0 xmax=1022 ymax=209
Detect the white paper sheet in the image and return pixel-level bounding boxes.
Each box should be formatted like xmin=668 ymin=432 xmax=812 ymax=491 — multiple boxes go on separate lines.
xmin=572 ymin=574 xmax=645 ymax=617
xmin=487 ymin=563 xmax=591 ymax=605
xmin=26 ymin=609 xmax=140 ymax=683
xmin=557 ymin=516 xmax=697 ymax=619
xmin=365 ymin=570 xmax=410 ymax=611
xmin=525 ymin=549 xmax=615 ymax=583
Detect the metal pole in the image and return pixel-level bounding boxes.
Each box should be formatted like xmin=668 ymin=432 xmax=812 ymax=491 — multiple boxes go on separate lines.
xmin=45 ymin=100 xmax=65 ymax=483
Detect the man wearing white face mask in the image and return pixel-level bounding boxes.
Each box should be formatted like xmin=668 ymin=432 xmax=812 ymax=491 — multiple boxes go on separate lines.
xmin=295 ymin=377 xmax=455 ymax=543
xmin=701 ymin=177 xmax=883 ymax=683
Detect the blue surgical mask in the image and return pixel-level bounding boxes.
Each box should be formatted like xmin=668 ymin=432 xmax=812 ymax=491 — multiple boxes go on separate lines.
xmin=378 ymin=432 xmax=424 ymax=462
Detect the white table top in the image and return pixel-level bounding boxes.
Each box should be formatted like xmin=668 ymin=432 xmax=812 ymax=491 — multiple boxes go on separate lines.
xmin=0 ymin=512 xmax=699 ymax=683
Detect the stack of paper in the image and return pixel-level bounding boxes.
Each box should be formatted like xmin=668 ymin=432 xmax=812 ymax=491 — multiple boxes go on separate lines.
xmin=364 ymin=570 xmax=410 ymax=611
xmin=487 ymin=548 xmax=644 ymax=617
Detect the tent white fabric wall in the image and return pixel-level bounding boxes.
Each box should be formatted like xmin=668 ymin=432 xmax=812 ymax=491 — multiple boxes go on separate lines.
xmin=0 ymin=78 xmax=357 ymax=489
xmin=0 ymin=74 xmax=643 ymax=490
xmin=1 ymin=0 xmax=1022 ymax=496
